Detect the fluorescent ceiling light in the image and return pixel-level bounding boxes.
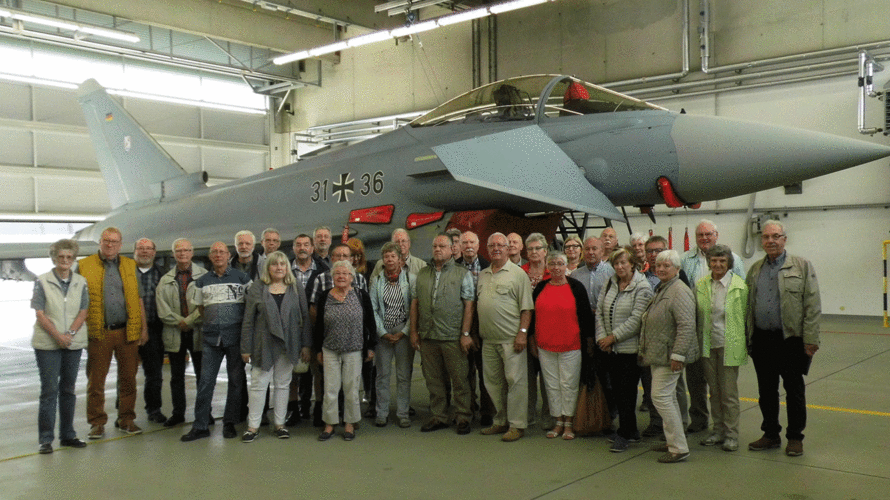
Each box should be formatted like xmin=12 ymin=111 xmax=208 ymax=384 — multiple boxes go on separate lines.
xmin=309 ymin=41 xmax=348 ymax=57
xmin=78 ymin=26 xmax=140 ymax=44
xmin=391 ymin=20 xmax=437 ymax=38
xmin=437 ymin=8 xmax=490 ymax=26
xmin=0 ymin=8 xmax=12 ymax=17
xmin=347 ymin=31 xmax=393 ymax=48
xmin=490 ymin=0 xmax=548 ymax=15
xmin=12 ymin=13 xmax=79 ymax=31
xmin=108 ymin=89 xmax=267 ymax=115
xmin=0 ymin=7 xmax=140 ymax=44
xmin=273 ymin=50 xmax=310 ymax=65
xmin=0 ymin=72 xmax=78 ymax=89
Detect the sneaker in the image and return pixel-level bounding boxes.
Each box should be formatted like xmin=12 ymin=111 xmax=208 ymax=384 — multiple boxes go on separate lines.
xmin=116 ymin=420 xmax=142 ymax=435
xmin=501 ymin=428 xmax=524 ymax=442
xmin=274 ymin=428 xmax=290 ymax=439
xmin=785 ymin=439 xmax=803 ymax=456
xmin=242 ymin=431 xmax=258 ymax=443
xmin=641 ymin=423 xmax=663 ymax=438
xmin=610 ymin=435 xmax=630 ymax=453
xmin=657 ymin=451 xmax=690 ymax=463
xmin=375 ymin=417 xmax=388 ymax=428
xmin=59 ymin=438 xmax=87 ymax=448
xmin=38 ymin=443 xmax=53 ymax=454
xmin=748 ymin=435 xmax=781 ymax=451
xmin=722 ymin=437 xmax=739 ymax=451
xmin=700 ymin=433 xmax=724 ymax=446
xmin=222 ymin=423 xmax=237 ymax=439
xmin=88 ymin=425 xmax=105 ymax=440
xmin=606 ymin=432 xmax=618 ymax=443
xmin=627 ymin=434 xmax=641 ymax=443
xmin=480 ymin=424 xmax=509 ymax=435
xmin=398 ymin=418 xmax=411 ymax=428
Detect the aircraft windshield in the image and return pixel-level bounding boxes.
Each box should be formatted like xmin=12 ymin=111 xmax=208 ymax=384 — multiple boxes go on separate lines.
xmin=410 ymin=75 xmax=662 ymax=127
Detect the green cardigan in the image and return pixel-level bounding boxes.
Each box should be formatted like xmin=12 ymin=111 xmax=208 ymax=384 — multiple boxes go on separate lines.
xmin=695 ymin=272 xmax=748 ymax=367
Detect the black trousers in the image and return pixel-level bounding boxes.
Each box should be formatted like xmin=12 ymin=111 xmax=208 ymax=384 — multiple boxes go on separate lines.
xmin=167 ymin=333 xmax=202 ymax=418
xmin=604 ymin=352 xmax=640 ymax=439
xmin=751 ymin=328 xmax=808 ymax=441
xmin=139 ymin=321 xmax=165 ymax=414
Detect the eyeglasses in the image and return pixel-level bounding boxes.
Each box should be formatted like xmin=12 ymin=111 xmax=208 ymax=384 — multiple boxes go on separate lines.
xmin=762 ymin=234 xmax=786 ymax=241
xmin=487 ymin=243 xmax=507 ymax=249
xmin=564 ymin=244 xmax=581 ymax=250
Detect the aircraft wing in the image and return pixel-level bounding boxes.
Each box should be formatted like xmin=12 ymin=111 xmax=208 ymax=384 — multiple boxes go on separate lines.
xmin=432 ymin=125 xmax=625 ymax=221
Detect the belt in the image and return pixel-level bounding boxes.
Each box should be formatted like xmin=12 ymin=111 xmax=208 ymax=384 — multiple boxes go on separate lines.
xmin=105 ymin=322 xmax=127 ymax=330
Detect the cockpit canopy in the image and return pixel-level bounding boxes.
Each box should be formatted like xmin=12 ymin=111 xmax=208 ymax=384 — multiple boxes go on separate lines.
xmin=410 ymin=74 xmax=665 ymax=127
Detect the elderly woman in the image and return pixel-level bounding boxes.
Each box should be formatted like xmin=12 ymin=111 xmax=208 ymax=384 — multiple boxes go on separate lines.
xmin=596 ymin=246 xmax=653 ymax=452
xmin=31 ymin=239 xmax=89 ymax=454
xmin=521 ymin=233 xmax=550 ymax=288
xmin=563 ymin=235 xmax=583 ymax=274
xmin=370 ymin=242 xmax=415 ymax=428
xmin=629 ymin=233 xmax=649 ymax=272
xmin=695 ymin=244 xmax=748 ymax=452
xmin=241 ymin=251 xmax=311 ymax=442
xmin=529 ymin=251 xmax=594 ymax=440
xmin=313 ymin=260 xmax=376 ymax=441
xmin=639 ymin=249 xmax=698 ymax=463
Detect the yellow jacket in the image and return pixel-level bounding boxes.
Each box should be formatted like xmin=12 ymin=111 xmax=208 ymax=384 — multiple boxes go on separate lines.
xmin=78 ymin=253 xmax=143 ymax=342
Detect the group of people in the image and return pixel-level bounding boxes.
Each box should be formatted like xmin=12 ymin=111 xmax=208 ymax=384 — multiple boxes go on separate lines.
xmin=30 ymin=218 xmax=820 ymax=463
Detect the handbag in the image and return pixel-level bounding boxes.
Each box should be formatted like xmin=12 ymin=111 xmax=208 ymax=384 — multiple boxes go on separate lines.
xmin=573 ymin=377 xmax=612 ymax=436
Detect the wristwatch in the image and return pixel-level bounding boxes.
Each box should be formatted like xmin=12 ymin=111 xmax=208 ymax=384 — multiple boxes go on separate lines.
xmin=462 ymin=332 xmax=470 ymax=337
xmin=519 ymin=328 xmax=528 ymax=333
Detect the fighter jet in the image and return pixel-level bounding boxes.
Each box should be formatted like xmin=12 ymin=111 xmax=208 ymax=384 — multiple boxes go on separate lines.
xmin=2 ymin=74 xmax=889 ymax=271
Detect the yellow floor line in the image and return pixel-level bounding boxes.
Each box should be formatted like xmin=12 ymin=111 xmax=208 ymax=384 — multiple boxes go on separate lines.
xmin=738 ymin=396 xmax=890 ymax=417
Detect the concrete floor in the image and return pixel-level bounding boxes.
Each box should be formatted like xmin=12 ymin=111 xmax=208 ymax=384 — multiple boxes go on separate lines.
xmin=1 ymin=281 xmax=888 ymax=500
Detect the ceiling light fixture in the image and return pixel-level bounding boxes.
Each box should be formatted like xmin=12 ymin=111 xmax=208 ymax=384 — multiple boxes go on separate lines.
xmin=0 ymin=7 xmax=140 ymax=44
xmin=272 ymin=0 xmax=556 ymax=66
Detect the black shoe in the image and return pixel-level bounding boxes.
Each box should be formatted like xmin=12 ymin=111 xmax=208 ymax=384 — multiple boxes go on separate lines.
xmin=456 ymin=421 xmax=471 ymax=435
xmin=208 ymin=415 xmax=216 ymax=425
xmin=181 ymin=428 xmax=210 ymax=442
xmin=285 ymin=411 xmax=301 ymax=427
xmin=164 ymin=414 xmax=185 ymax=428
xmin=363 ymin=407 xmax=376 ymax=419
xmin=480 ymin=415 xmax=493 ymax=427
xmin=38 ymin=443 xmax=53 ymax=454
xmin=420 ymin=420 xmax=449 ymax=433
xmin=59 ymin=438 xmax=87 ymax=448
xmin=147 ymin=411 xmax=167 ymax=424
xmin=223 ymin=423 xmax=237 ymax=439
xmin=408 ymin=406 xmax=416 ymax=417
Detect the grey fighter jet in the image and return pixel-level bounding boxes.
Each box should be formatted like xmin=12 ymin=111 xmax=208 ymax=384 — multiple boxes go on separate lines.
xmin=2 ymin=74 xmax=889 ymax=271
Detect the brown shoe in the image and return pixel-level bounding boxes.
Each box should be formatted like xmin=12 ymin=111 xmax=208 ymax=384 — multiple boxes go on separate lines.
xmin=116 ymin=420 xmax=143 ymax=435
xmin=785 ymin=439 xmax=803 ymax=456
xmin=480 ymin=424 xmax=510 ymax=435
xmin=501 ymin=428 xmax=525 ymax=442
xmin=748 ymin=435 xmax=781 ymax=451
xmin=88 ymin=425 xmax=105 ymax=440
xmin=650 ymin=444 xmax=669 ymax=453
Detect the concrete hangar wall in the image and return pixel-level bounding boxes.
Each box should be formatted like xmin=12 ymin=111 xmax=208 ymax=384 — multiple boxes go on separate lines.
xmin=292 ymin=0 xmax=890 ymax=317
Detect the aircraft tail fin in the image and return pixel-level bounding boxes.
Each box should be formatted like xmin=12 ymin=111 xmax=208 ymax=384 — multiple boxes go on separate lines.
xmin=77 ymin=79 xmax=206 ymax=210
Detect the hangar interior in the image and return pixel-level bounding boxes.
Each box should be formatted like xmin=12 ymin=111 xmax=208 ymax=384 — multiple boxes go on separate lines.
xmin=0 ymin=1 xmax=888 ymax=499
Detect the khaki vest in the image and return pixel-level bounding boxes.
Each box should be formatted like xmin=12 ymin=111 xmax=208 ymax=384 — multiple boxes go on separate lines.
xmin=78 ymin=253 xmax=143 ymax=342
xmin=415 ymin=260 xmax=468 ymax=341
xmin=32 ymin=271 xmax=88 ymax=350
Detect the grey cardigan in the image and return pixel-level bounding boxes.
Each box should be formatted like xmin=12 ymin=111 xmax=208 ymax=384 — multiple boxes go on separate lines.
xmin=595 ymin=270 xmax=653 ymax=354
xmin=639 ymin=275 xmax=698 ymax=366
xmin=241 ymin=281 xmax=311 ymax=371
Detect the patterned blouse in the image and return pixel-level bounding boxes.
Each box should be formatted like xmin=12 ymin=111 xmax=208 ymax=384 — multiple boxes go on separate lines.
xmin=322 ymin=289 xmax=364 ymax=353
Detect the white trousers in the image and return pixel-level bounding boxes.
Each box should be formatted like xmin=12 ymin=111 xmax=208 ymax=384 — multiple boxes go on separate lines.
xmin=537 ymin=348 xmax=581 ymax=417
xmin=247 ymin=352 xmax=293 ymax=429
xmin=651 ymin=365 xmax=689 ymax=454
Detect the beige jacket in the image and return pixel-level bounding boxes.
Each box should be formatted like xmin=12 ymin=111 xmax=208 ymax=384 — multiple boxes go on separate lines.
xmin=638 ymin=276 xmax=698 ymax=366
xmin=156 ymin=263 xmax=207 ymax=353
xmin=745 ymin=254 xmax=821 ymax=346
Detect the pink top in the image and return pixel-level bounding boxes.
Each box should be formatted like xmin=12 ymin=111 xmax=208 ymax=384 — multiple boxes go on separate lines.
xmin=534 ymin=283 xmax=580 ymax=352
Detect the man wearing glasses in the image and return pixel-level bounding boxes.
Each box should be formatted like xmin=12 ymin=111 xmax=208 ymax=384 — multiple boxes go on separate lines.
xmin=78 ymin=227 xmax=148 ymax=439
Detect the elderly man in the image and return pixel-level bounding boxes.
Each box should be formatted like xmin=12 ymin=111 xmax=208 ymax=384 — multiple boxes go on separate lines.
xmin=507 ymin=232 xmax=526 ymax=266
xmin=313 ymin=226 xmax=333 ymax=267
xmin=256 ymin=228 xmax=281 ymax=271
xmin=572 ymin=237 xmax=614 ymax=312
xmin=231 ymin=230 xmax=260 ymax=280
xmin=680 ymin=219 xmax=746 ymax=433
xmin=371 ymin=228 xmax=427 ymax=280
xmin=456 ymin=231 xmax=489 ymax=284
xmin=181 ymin=242 xmax=251 ymax=442
xmin=134 ymin=238 xmax=167 ymax=424
xmin=746 ymin=220 xmax=820 ymax=457
xmin=78 ymin=227 xmax=147 ymax=439
xmin=156 ymin=238 xmax=208 ymax=428
xmin=600 ymin=227 xmax=619 ymax=260
xmin=477 ymin=232 xmax=534 ymax=442
xmin=410 ymin=234 xmax=476 ymax=435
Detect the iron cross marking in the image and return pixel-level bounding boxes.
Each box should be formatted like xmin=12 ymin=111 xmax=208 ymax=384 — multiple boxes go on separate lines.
xmin=332 ymin=173 xmax=354 ymax=203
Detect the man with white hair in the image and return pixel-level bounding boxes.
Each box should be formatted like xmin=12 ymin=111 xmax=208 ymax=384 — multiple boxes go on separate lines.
xmin=371 ymin=228 xmax=427 ymax=280
xmin=680 ymin=219 xmax=745 ymax=434
xmin=745 ymin=220 xmax=820 ymax=457
xmin=600 ymin=227 xmax=619 ymax=260
xmin=231 ymin=230 xmax=260 ymax=280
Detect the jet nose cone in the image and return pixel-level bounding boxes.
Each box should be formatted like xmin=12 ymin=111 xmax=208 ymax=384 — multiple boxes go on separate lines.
xmin=671 ymin=114 xmax=890 ymax=201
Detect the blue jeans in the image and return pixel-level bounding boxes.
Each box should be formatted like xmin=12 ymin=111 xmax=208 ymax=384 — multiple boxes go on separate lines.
xmin=35 ymin=349 xmax=83 ymax=444
xmin=193 ymin=342 xmax=244 ymax=430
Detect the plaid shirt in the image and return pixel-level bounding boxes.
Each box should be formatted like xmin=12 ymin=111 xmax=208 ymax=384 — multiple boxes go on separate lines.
xmin=138 ymin=265 xmax=163 ymax=323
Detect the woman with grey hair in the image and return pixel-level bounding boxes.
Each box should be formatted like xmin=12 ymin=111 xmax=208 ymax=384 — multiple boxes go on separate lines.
xmin=370 ymin=242 xmax=415 ymax=428
xmin=639 ymin=249 xmax=698 ymax=463
xmin=313 ymin=260 xmax=376 ymax=441
xmin=31 ymin=239 xmax=89 ymax=454
xmin=629 ymin=233 xmax=648 ymax=272
xmin=240 ymin=251 xmax=311 ymax=442
xmin=522 ymin=233 xmax=550 ymax=288
xmin=695 ymin=244 xmax=748 ymax=452
xmin=529 ymin=251 xmax=594 ymax=440
xmin=596 ymin=246 xmax=652 ymax=452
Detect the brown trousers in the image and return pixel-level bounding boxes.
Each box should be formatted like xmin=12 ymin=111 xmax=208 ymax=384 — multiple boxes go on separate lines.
xmin=86 ymin=328 xmax=139 ymax=426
